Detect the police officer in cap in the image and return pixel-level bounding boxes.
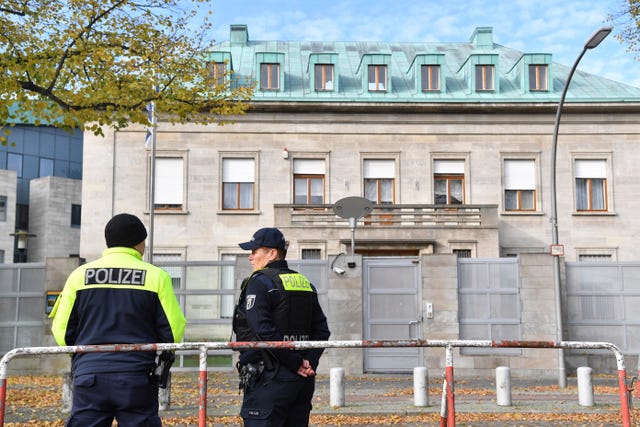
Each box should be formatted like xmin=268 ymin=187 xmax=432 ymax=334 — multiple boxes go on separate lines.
xmin=233 ymin=227 xmax=330 ymax=426
xmin=50 ymin=213 xmax=186 ymax=427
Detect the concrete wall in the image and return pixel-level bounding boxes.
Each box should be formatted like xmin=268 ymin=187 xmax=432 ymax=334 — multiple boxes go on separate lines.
xmin=80 ymin=110 xmax=640 ymax=264
xmin=28 ymin=176 xmax=82 ymax=262
xmin=0 ymin=169 xmax=17 ymax=263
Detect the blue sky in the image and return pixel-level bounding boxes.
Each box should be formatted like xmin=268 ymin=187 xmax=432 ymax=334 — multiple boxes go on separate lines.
xmin=203 ymin=0 xmax=640 ymax=87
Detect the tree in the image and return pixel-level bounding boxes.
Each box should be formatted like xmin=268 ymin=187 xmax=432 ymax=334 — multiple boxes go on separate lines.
xmin=0 ymin=0 xmax=253 ymax=144
xmin=611 ymin=1 xmax=640 ymax=58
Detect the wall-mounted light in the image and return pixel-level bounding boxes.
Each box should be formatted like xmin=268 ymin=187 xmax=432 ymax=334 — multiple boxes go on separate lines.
xmin=10 ymin=229 xmax=36 ymax=250
xmin=282 ymin=147 xmax=289 ymax=159
xmin=10 ymin=229 xmax=36 ymax=262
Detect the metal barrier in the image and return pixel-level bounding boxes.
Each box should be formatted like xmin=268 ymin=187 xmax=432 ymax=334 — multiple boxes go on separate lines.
xmin=0 ymin=339 xmax=632 ymax=427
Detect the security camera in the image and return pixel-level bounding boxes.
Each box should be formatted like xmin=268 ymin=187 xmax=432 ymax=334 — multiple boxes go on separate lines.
xmin=332 ymin=267 xmax=345 ymax=275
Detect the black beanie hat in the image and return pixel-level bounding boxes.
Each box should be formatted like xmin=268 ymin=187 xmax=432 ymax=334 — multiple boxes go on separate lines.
xmin=104 ymin=213 xmax=148 ymax=248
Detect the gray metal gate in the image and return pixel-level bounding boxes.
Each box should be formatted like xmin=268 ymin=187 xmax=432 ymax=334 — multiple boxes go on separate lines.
xmin=566 ymin=261 xmax=640 ymax=353
xmin=0 ymin=263 xmax=46 ymax=353
xmin=363 ymin=257 xmax=421 ymax=372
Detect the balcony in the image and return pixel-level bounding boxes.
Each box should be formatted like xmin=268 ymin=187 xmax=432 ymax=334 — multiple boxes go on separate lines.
xmin=274 ymin=204 xmax=498 ymax=229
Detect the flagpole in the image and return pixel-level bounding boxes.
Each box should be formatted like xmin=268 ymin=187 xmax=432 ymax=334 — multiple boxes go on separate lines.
xmin=148 ymin=101 xmax=157 ymax=264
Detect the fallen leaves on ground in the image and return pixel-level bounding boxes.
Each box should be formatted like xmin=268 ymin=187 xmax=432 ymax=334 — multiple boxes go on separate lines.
xmin=2 ymin=373 xmax=636 ymax=426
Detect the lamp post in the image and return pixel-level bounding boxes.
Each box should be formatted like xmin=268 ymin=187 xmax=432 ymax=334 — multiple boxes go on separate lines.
xmin=549 ymin=26 xmax=612 ymax=388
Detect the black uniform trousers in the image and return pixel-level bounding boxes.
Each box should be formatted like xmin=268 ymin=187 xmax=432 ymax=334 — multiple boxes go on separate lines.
xmin=67 ymin=372 xmax=161 ymax=427
xmin=240 ymin=365 xmax=316 ymax=427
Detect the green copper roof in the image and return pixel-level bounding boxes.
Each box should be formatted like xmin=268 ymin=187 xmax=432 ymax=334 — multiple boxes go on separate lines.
xmin=210 ymin=25 xmax=640 ymax=104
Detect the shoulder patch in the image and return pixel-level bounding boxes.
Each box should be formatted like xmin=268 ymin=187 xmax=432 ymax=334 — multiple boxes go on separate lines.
xmin=246 ymin=294 xmax=256 ymax=310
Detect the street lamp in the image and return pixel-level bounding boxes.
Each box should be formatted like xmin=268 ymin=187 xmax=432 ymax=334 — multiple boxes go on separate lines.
xmin=549 ymin=26 xmax=612 ymax=388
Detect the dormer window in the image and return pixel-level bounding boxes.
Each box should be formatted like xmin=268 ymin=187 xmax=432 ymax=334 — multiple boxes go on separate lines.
xmin=475 ymin=64 xmax=494 ymax=91
xmin=529 ymin=64 xmax=549 ymax=91
xmin=368 ymin=65 xmax=387 ymax=91
xmin=260 ymin=63 xmax=280 ymax=90
xmin=315 ymin=64 xmax=334 ymax=91
xmin=208 ymin=62 xmax=226 ymax=86
xmin=421 ymin=65 xmax=441 ymax=91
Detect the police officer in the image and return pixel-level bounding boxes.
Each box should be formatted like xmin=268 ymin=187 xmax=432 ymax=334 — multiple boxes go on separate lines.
xmin=50 ymin=213 xmax=186 ymax=427
xmin=233 ymin=227 xmax=330 ymax=427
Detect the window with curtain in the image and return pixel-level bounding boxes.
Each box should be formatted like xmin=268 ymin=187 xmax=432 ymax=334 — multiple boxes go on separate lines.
xmin=475 ymin=64 xmax=494 ymax=91
xmin=294 ymin=159 xmax=325 ymax=204
xmin=575 ymin=159 xmax=607 ymax=211
xmin=364 ymin=159 xmax=394 ymax=204
xmin=434 ymin=159 xmax=464 ymax=204
xmin=154 ymin=157 xmax=184 ymax=210
xmin=315 ymin=64 xmax=334 ymax=91
xmin=504 ymin=159 xmax=536 ymax=211
xmin=260 ymin=63 xmax=280 ymax=90
xmin=222 ymin=158 xmax=255 ymax=210
xmin=368 ymin=65 xmax=387 ymax=91
xmin=529 ymin=64 xmax=548 ymax=91
xmin=421 ymin=64 xmax=440 ymax=91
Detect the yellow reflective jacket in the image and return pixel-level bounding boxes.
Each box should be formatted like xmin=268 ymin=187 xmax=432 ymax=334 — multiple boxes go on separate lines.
xmin=50 ymin=247 xmax=186 ymax=376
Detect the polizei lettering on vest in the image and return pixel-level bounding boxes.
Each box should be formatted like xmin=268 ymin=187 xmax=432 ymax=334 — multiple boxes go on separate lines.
xmin=283 ymin=334 xmax=310 ymax=341
xmin=84 ymin=268 xmax=147 ymax=286
xmin=279 ymin=274 xmax=312 ymax=291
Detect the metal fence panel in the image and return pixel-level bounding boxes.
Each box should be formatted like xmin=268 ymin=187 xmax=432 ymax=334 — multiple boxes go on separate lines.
xmin=566 ymin=262 xmax=640 ymax=353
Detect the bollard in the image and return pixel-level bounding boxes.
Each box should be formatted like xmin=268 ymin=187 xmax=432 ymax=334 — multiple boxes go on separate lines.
xmin=496 ymin=366 xmax=512 ymax=406
xmin=413 ymin=366 xmax=429 ymax=406
xmin=578 ymin=366 xmax=594 ymax=406
xmin=159 ymin=372 xmax=172 ymax=411
xmin=61 ymin=372 xmax=72 ymax=413
xmin=330 ymin=367 xmax=345 ymax=407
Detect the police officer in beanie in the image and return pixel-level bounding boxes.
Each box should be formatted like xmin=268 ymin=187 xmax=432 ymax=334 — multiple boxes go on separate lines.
xmin=50 ymin=213 xmax=186 ymax=427
xmin=233 ymin=227 xmax=330 ymax=427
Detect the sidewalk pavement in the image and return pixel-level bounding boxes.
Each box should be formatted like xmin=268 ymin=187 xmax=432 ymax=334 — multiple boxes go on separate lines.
xmin=2 ymin=370 xmax=633 ymax=426
xmin=161 ymin=371 xmax=631 ymax=426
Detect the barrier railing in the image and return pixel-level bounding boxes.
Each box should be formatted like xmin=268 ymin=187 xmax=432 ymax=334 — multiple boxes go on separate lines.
xmin=0 ymin=339 xmax=632 ymax=427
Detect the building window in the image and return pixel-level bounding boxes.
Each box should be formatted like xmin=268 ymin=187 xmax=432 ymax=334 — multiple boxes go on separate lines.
xmin=475 ymin=64 xmax=494 ymax=91
xmin=222 ymin=158 xmax=255 ymax=210
xmin=208 ymin=61 xmax=226 ymax=86
xmin=294 ymin=159 xmax=325 ymax=204
xmin=260 ymin=63 xmax=280 ymax=90
xmin=293 ymin=159 xmax=324 ymax=205
xmin=7 ymin=153 xmax=22 ymax=177
xmin=434 ymin=159 xmax=464 ymax=204
xmin=421 ymin=65 xmax=440 ymax=91
xmin=0 ymin=196 xmax=6 ymax=221
xmin=39 ymin=158 xmax=54 ymax=177
xmin=368 ymin=65 xmax=387 ymax=91
xmin=504 ymin=159 xmax=536 ymax=211
xmin=575 ymin=159 xmax=607 ymax=211
xmin=529 ymin=64 xmax=548 ymax=91
xmin=154 ymin=157 xmax=184 ymax=210
xmin=301 ymin=249 xmax=322 ymax=259
xmin=315 ymin=64 xmax=334 ymax=91
xmin=578 ymin=254 xmax=612 ymax=262
xmin=363 ymin=159 xmax=394 ymax=204
xmin=153 ymin=253 xmax=183 ymax=291
xmin=0 ymin=249 xmax=4 ymax=264
xmin=70 ymin=204 xmax=81 ymax=227
xmin=454 ymin=249 xmax=472 ymax=258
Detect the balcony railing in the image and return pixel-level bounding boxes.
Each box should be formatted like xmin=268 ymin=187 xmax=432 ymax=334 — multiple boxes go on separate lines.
xmin=274 ymin=204 xmax=498 ymax=228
